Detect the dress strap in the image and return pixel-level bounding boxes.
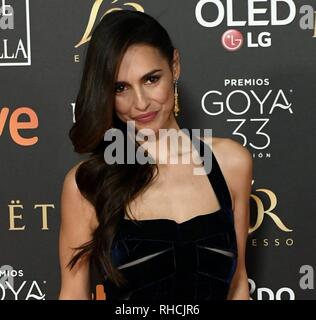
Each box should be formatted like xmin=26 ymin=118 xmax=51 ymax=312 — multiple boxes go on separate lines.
xmin=183 ymin=128 xmax=233 ymax=211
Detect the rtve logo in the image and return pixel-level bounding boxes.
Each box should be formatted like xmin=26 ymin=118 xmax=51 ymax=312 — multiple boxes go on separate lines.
xmin=0 ymin=106 xmax=39 ymax=146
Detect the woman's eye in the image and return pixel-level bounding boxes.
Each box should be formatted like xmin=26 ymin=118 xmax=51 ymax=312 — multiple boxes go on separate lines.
xmin=115 ymin=76 xmax=160 ymax=94
xmin=114 ymin=84 xmax=125 ymax=93
xmin=146 ymin=75 xmax=160 ymax=84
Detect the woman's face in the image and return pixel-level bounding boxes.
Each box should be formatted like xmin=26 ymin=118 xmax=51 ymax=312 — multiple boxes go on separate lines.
xmin=114 ymin=44 xmax=180 ymax=134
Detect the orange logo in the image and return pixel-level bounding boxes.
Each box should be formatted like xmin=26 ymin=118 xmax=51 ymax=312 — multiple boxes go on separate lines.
xmin=91 ymin=284 xmax=106 ymax=300
xmin=0 ymin=106 xmax=39 ymax=146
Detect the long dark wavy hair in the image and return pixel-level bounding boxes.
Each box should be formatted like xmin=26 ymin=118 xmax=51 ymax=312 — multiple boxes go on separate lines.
xmin=68 ymin=10 xmax=176 ymax=286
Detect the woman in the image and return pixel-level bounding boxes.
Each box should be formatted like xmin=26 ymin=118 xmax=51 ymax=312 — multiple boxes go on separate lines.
xmin=58 ymin=10 xmax=252 ymax=300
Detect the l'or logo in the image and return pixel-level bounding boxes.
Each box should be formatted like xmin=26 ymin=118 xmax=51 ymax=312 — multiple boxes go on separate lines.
xmin=250 ymin=188 xmax=293 ymax=233
xmin=75 ymin=0 xmax=144 ymax=48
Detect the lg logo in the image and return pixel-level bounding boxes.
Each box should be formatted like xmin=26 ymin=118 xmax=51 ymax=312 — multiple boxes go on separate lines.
xmin=195 ymin=0 xmax=296 ymax=50
xmin=221 ymin=29 xmax=272 ymax=51
xmin=221 ymin=29 xmax=243 ymax=51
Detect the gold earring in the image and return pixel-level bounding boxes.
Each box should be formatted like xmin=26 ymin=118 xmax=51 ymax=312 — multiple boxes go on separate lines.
xmin=173 ymin=79 xmax=180 ymax=117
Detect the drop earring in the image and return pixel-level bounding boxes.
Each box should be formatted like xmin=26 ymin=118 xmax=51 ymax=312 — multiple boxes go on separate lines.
xmin=173 ymin=79 xmax=180 ymax=117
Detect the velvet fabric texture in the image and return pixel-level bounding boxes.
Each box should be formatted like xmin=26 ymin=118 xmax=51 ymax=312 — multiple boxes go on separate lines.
xmin=102 ymin=129 xmax=237 ymax=300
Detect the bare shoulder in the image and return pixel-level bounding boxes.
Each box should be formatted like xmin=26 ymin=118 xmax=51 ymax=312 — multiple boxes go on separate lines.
xmin=213 ymin=137 xmax=252 ymax=171
xmin=201 ymin=136 xmax=253 ymax=209
xmin=202 ymin=136 xmax=252 ymax=172
xmin=61 ymin=161 xmax=98 ymax=232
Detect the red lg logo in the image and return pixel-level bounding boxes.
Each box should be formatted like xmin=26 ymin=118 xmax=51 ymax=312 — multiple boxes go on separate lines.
xmin=221 ymin=29 xmax=243 ymax=51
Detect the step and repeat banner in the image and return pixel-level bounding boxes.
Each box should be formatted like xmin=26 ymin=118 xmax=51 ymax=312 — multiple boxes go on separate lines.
xmin=0 ymin=0 xmax=315 ymax=300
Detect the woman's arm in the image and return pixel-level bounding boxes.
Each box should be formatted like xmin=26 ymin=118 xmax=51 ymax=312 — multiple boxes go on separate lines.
xmin=58 ymin=162 xmax=98 ymax=300
xmin=212 ymin=138 xmax=253 ymax=300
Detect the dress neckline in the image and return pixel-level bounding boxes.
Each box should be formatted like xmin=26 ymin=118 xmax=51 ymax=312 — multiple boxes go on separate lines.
xmin=121 ymin=127 xmax=233 ymax=227
xmin=122 ymin=207 xmax=224 ymax=225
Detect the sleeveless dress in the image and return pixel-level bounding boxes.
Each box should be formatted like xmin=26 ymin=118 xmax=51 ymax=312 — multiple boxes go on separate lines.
xmin=102 ymin=129 xmax=238 ymax=300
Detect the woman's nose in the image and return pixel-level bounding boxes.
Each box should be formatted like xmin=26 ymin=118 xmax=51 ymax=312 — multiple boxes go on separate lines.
xmin=134 ymin=87 xmax=150 ymax=111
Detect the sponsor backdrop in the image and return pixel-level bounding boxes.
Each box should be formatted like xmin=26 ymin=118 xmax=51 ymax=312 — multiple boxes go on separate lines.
xmin=0 ymin=0 xmax=315 ymax=300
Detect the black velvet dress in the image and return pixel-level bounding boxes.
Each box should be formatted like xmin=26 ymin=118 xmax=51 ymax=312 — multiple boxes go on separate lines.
xmin=102 ymin=129 xmax=237 ymax=300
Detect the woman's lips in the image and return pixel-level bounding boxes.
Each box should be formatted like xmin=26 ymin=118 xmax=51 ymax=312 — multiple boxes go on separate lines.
xmin=133 ymin=111 xmax=158 ymax=123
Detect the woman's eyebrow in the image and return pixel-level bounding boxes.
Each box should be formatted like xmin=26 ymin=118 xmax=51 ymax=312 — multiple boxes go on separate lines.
xmin=115 ymin=69 xmax=163 ymax=85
